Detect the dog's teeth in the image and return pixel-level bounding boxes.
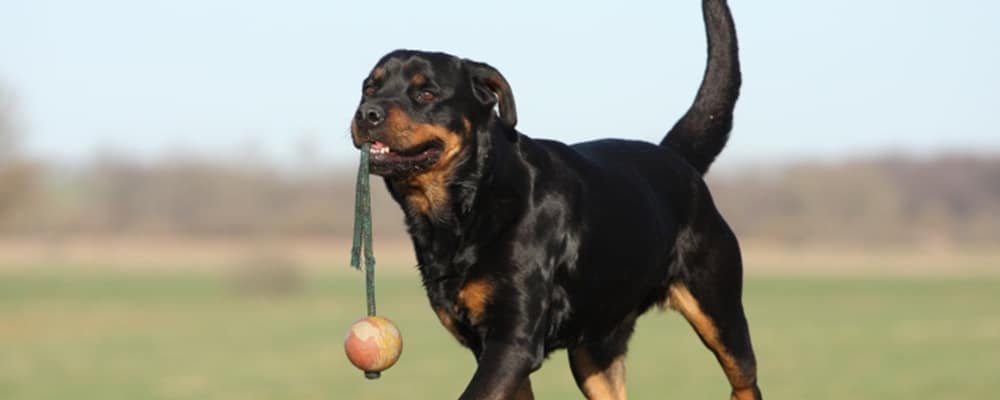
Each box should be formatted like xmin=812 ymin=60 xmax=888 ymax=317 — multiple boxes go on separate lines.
xmin=369 ymin=146 xmax=391 ymax=155
xmin=367 ymin=146 xmax=391 ymax=155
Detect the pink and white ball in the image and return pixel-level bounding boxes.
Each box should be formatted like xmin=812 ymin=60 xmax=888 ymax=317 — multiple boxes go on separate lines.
xmin=344 ymin=316 xmax=403 ymax=376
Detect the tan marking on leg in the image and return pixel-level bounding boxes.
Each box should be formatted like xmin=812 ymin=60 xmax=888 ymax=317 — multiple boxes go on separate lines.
xmin=570 ymin=348 xmax=626 ymax=400
xmin=457 ymin=279 xmax=493 ymax=324
xmin=514 ymin=377 xmax=534 ymax=400
xmin=730 ymin=387 xmax=759 ymax=400
xmin=371 ymin=67 xmax=385 ymax=80
xmin=668 ymin=284 xmax=758 ymax=398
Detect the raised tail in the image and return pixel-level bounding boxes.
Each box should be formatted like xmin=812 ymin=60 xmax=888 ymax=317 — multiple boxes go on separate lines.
xmin=661 ymin=0 xmax=741 ymax=175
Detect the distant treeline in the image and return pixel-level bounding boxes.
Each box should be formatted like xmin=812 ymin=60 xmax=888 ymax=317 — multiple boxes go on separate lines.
xmin=1 ymin=154 xmax=998 ymax=246
xmin=710 ymin=155 xmax=1000 ymax=246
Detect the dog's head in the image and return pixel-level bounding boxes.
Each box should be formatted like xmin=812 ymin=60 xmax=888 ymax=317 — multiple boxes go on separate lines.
xmin=351 ymin=50 xmax=517 ymax=178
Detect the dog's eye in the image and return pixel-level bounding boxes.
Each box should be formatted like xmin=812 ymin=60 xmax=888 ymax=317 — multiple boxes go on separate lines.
xmin=363 ymin=85 xmax=375 ymax=97
xmin=416 ymin=90 xmax=436 ymax=103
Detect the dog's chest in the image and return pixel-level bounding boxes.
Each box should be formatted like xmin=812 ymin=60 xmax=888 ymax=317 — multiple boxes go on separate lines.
xmin=423 ymin=272 xmax=491 ymax=348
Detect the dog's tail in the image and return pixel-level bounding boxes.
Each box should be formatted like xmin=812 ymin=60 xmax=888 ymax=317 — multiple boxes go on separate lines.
xmin=661 ymin=0 xmax=741 ymax=175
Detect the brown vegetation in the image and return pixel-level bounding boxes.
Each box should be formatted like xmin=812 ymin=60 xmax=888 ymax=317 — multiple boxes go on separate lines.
xmin=710 ymin=155 xmax=1000 ymax=247
xmin=3 ymin=154 xmax=997 ymax=248
xmin=0 ymin=149 xmax=998 ymax=275
xmin=0 ymin=86 xmax=39 ymax=228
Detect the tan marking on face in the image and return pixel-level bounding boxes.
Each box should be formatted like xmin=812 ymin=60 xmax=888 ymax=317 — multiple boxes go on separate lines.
xmin=410 ymin=73 xmax=427 ymax=86
xmin=668 ymin=284 xmax=758 ymax=395
xmin=570 ymin=348 xmax=626 ymax=400
xmin=457 ymin=279 xmax=493 ymax=324
xmin=515 ymin=378 xmax=535 ymax=400
xmin=405 ymin=127 xmax=462 ymax=214
xmin=385 ymin=107 xmax=411 ymax=134
xmin=371 ymin=67 xmax=385 ymax=80
xmin=350 ymin=118 xmax=361 ymax=145
xmin=384 ymin=107 xmax=466 ymax=215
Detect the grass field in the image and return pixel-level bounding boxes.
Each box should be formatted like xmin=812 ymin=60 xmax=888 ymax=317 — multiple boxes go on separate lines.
xmin=2 ymin=266 xmax=999 ymax=399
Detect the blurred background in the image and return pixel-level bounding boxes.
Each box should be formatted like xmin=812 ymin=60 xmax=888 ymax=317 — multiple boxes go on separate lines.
xmin=1 ymin=1 xmax=998 ymax=399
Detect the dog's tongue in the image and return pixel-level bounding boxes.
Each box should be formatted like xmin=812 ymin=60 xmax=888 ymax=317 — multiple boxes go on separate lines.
xmin=371 ymin=141 xmax=388 ymax=152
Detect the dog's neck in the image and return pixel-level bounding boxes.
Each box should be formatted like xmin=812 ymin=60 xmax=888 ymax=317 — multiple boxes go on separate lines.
xmin=386 ymin=121 xmax=530 ymax=282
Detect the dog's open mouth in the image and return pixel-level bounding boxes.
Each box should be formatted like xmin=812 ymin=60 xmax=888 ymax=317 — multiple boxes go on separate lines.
xmin=367 ymin=140 xmax=443 ymax=176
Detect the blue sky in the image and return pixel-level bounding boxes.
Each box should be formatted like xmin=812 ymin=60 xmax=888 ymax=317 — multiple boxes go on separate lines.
xmin=1 ymin=0 xmax=998 ymax=169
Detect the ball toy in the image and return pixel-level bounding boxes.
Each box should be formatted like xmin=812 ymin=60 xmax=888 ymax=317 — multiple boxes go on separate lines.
xmin=344 ymin=316 xmax=402 ymax=378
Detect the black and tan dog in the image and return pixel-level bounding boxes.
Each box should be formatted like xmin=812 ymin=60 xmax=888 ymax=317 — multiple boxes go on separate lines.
xmin=349 ymin=1 xmax=759 ymax=398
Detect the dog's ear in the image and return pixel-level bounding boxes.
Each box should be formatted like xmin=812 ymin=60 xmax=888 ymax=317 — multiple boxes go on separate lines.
xmin=467 ymin=61 xmax=518 ymax=140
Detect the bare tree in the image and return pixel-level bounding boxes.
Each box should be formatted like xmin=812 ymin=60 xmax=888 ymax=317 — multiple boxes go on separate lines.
xmin=0 ymin=84 xmax=15 ymax=161
xmin=0 ymin=84 xmax=37 ymax=228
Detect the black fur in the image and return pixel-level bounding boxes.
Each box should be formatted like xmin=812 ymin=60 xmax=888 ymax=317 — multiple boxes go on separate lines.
xmin=350 ymin=1 xmax=760 ymax=398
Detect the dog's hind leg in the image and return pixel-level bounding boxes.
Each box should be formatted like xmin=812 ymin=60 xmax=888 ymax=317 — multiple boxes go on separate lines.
xmin=568 ymin=344 xmax=627 ymax=400
xmin=567 ymin=316 xmax=635 ymax=400
xmin=668 ymin=227 xmax=762 ymax=399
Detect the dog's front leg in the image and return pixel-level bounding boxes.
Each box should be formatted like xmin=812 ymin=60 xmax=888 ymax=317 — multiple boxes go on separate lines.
xmin=454 ymin=265 xmax=550 ymax=399
xmin=459 ymin=338 xmax=541 ymax=400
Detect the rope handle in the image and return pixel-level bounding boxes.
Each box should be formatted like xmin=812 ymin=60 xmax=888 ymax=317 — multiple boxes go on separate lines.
xmin=349 ymin=143 xmax=380 ymax=379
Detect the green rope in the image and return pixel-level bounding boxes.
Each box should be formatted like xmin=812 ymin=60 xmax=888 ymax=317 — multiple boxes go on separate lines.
xmin=349 ymin=143 xmax=380 ymax=380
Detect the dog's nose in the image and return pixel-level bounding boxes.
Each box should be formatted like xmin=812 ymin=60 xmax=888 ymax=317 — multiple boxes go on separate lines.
xmin=358 ymin=104 xmax=385 ymax=127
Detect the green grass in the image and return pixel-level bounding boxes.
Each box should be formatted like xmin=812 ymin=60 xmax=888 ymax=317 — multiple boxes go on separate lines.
xmin=1 ymin=268 xmax=998 ymax=399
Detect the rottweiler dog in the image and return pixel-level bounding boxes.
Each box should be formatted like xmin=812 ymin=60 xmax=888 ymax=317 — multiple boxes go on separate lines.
xmin=349 ymin=1 xmax=760 ymax=398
